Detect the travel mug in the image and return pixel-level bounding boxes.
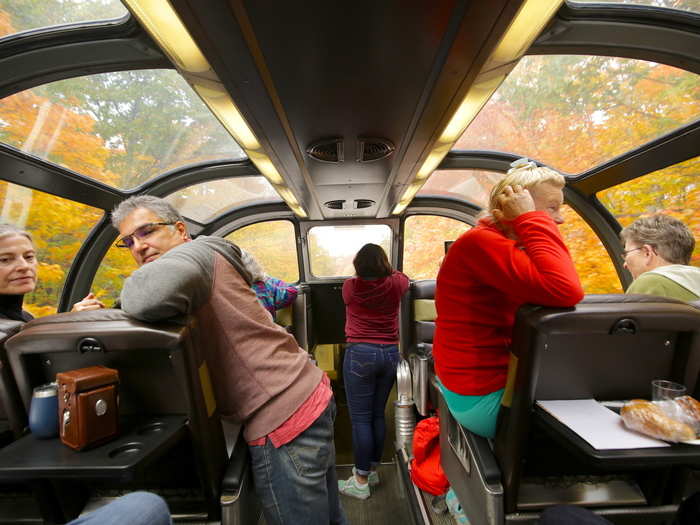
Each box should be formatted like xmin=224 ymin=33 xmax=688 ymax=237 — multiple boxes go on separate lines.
xmin=29 ymin=382 xmax=59 ymax=439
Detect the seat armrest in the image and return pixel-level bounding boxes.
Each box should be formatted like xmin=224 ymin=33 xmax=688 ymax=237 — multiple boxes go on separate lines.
xmin=221 ymin=433 xmax=250 ymax=494
xmin=465 ymin=430 xmax=501 ymax=486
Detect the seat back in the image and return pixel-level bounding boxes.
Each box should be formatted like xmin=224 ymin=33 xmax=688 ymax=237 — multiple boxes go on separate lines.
xmin=0 ymin=319 xmax=26 ymax=441
xmin=411 ymin=280 xmax=436 ymax=346
xmin=405 ymin=280 xmax=436 ymax=416
xmin=275 ymin=284 xmax=310 ymax=351
xmin=495 ymin=294 xmax=700 ymax=513
xmin=5 ymin=309 xmax=229 ymax=519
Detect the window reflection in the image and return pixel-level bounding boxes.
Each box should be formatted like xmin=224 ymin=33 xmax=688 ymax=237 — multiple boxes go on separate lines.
xmin=0 ymin=0 xmax=128 ymax=40
xmin=569 ymin=0 xmax=700 ymax=15
xmin=419 ymin=169 xmax=504 ymax=208
xmin=559 ymin=205 xmax=622 ymax=294
xmin=227 ymin=220 xmax=299 ymax=283
xmin=403 ymin=215 xmax=471 ymax=279
xmin=597 ymin=155 xmax=700 ymax=266
xmin=0 ymin=70 xmax=245 ymax=189
xmin=455 ymin=55 xmax=700 ymax=174
xmin=308 ymin=225 xmax=392 ymax=278
xmin=0 ymin=181 xmax=102 ymax=316
xmin=166 ymin=177 xmax=281 ymax=223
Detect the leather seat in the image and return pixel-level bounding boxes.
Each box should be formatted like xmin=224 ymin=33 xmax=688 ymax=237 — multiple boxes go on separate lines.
xmin=0 ymin=309 xmax=258 ymax=524
xmin=0 ymin=319 xmax=26 ymax=443
xmin=404 ymin=280 xmax=437 ymax=417
xmin=440 ymin=294 xmax=700 ymax=525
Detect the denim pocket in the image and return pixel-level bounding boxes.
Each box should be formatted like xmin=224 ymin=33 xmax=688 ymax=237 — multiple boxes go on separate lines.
xmin=282 ymin=408 xmax=333 ymax=477
xmin=349 ymin=350 xmax=376 ymax=378
xmin=386 ymin=349 xmax=400 ymax=371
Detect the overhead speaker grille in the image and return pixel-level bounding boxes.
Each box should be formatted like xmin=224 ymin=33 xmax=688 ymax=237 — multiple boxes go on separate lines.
xmin=307 ymin=138 xmax=344 ymax=163
xmin=324 ymin=200 xmax=345 ymax=210
xmin=354 ymin=199 xmax=375 ymax=209
xmin=357 ymin=137 xmax=394 ymax=163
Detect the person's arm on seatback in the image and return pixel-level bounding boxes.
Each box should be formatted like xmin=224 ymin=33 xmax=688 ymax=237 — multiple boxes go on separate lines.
xmin=120 ymin=242 xmax=213 ymax=322
xmin=468 ymin=212 xmax=583 ymax=307
xmin=268 ymin=277 xmax=298 ymax=311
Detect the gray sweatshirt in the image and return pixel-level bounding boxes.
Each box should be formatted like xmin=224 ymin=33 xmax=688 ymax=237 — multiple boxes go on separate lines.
xmin=121 ymin=236 xmax=322 ymax=441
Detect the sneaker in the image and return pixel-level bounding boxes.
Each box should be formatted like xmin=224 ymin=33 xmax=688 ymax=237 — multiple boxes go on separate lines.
xmin=338 ymin=474 xmax=370 ymax=500
xmin=445 ymin=488 xmax=469 ymax=524
xmin=353 ymin=466 xmax=380 ymax=487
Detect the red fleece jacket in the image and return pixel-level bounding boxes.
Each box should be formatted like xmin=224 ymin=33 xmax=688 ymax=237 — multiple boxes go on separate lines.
xmin=433 ymin=211 xmax=583 ymax=395
xmin=343 ymin=271 xmax=410 ymax=344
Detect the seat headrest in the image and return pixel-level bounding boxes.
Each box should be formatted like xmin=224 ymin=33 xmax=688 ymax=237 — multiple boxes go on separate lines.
xmin=24 ymin=308 xmax=133 ymax=326
xmin=582 ymin=293 xmax=687 ymax=305
xmin=7 ymin=309 xmax=186 ymax=354
xmin=411 ymin=280 xmax=436 ymax=300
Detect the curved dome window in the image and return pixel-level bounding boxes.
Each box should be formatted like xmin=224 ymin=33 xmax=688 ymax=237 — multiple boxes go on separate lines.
xmin=597 ymin=155 xmax=700 ymax=266
xmin=166 ymin=177 xmax=281 ymax=224
xmin=418 ymin=169 xmax=504 ymax=209
xmin=0 ymin=69 xmax=246 ymax=189
xmin=568 ymin=0 xmax=700 ymax=15
xmin=454 ymin=55 xmax=700 ymax=174
xmin=0 ymin=1 xmax=128 ymax=41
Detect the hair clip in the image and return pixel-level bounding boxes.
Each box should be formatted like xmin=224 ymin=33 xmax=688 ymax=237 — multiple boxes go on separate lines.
xmin=507 ymin=157 xmax=537 ymax=174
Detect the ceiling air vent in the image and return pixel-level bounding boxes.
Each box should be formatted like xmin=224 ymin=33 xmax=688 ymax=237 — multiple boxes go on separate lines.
xmin=354 ymin=199 xmax=375 ymax=209
xmin=307 ymin=138 xmax=344 ymax=163
xmin=324 ymin=200 xmax=345 ymax=210
xmin=357 ymin=137 xmax=394 ymax=163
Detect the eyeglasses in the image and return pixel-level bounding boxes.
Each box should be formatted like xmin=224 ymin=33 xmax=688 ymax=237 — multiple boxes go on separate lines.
xmin=621 ymin=247 xmax=643 ymax=260
xmin=115 ymin=222 xmax=173 ymax=248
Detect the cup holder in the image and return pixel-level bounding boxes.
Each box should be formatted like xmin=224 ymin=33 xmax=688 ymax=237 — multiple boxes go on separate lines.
xmin=137 ymin=422 xmax=166 ymax=435
xmin=109 ymin=443 xmax=143 ymax=459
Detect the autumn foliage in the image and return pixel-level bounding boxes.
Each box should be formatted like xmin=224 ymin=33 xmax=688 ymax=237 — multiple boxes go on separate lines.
xmin=0 ymin=7 xmax=698 ymax=314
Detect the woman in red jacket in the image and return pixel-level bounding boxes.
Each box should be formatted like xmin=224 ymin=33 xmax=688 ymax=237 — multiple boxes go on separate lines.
xmin=434 ymin=158 xmax=583 ymax=440
xmin=338 ymin=244 xmax=409 ymax=500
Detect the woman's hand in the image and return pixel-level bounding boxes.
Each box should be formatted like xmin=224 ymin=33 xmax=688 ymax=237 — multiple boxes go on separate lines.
xmin=72 ymin=292 xmax=105 ymax=312
xmin=491 ymin=185 xmax=536 ymax=223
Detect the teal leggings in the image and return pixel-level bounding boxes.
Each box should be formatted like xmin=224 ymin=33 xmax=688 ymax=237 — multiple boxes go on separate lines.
xmin=438 ymin=380 xmax=504 ymax=439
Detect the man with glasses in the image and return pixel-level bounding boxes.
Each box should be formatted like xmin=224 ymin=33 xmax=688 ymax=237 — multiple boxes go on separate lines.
xmin=621 ymin=214 xmax=700 ymax=301
xmin=77 ymin=195 xmax=346 ymax=525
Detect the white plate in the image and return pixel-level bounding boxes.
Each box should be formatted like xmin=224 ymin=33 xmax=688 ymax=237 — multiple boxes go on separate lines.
xmin=680 ymin=439 xmax=700 ymax=445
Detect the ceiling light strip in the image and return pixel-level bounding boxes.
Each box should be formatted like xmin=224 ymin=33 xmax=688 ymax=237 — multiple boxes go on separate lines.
xmin=393 ymin=0 xmax=563 ymax=214
xmin=122 ymin=0 xmax=306 ymax=217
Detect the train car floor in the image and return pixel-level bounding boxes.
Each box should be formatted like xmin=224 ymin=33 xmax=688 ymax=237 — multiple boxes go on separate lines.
xmin=254 ymin=463 xmax=412 ymax=525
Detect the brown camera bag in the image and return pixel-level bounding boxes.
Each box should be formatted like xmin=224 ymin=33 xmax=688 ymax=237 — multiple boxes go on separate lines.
xmin=56 ymin=365 xmax=119 ymax=451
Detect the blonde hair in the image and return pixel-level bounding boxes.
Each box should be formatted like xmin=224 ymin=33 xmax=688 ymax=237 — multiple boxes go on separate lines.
xmin=488 ymin=158 xmax=565 ymax=212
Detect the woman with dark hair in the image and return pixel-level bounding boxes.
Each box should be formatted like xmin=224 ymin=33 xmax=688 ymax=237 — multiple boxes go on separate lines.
xmin=0 ymin=223 xmax=38 ymax=321
xmin=338 ymin=243 xmax=409 ymax=500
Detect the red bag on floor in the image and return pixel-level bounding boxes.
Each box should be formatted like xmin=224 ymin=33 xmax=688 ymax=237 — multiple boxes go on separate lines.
xmin=409 ymin=416 xmax=449 ymax=495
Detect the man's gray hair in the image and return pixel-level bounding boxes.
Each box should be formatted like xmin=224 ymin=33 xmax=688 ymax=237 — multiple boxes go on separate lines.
xmin=240 ymin=249 xmax=266 ymax=282
xmin=0 ymin=223 xmax=32 ymax=242
xmin=620 ymin=214 xmax=695 ymax=265
xmin=111 ymin=195 xmax=185 ymax=230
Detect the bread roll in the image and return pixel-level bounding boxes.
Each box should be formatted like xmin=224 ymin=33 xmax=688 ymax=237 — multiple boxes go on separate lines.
xmin=620 ymin=399 xmax=695 ymax=442
xmin=673 ymin=395 xmax=700 ymax=434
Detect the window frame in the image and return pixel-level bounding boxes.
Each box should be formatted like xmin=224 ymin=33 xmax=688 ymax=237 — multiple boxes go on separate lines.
xmin=299 ymin=218 xmax=400 ymax=282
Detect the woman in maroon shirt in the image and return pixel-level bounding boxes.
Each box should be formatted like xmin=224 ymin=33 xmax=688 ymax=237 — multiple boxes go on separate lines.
xmin=338 ymin=244 xmax=409 ymax=500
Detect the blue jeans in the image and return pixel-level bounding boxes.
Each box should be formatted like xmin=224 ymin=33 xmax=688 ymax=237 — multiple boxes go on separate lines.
xmin=248 ymin=397 xmax=347 ymax=525
xmin=68 ymin=492 xmax=171 ymax=525
xmin=343 ymin=343 xmax=399 ymax=475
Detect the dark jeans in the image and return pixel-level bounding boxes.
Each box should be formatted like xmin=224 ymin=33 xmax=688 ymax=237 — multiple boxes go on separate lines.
xmin=248 ymin=397 xmax=347 ymax=525
xmin=343 ymin=342 xmax=399 ymax=474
